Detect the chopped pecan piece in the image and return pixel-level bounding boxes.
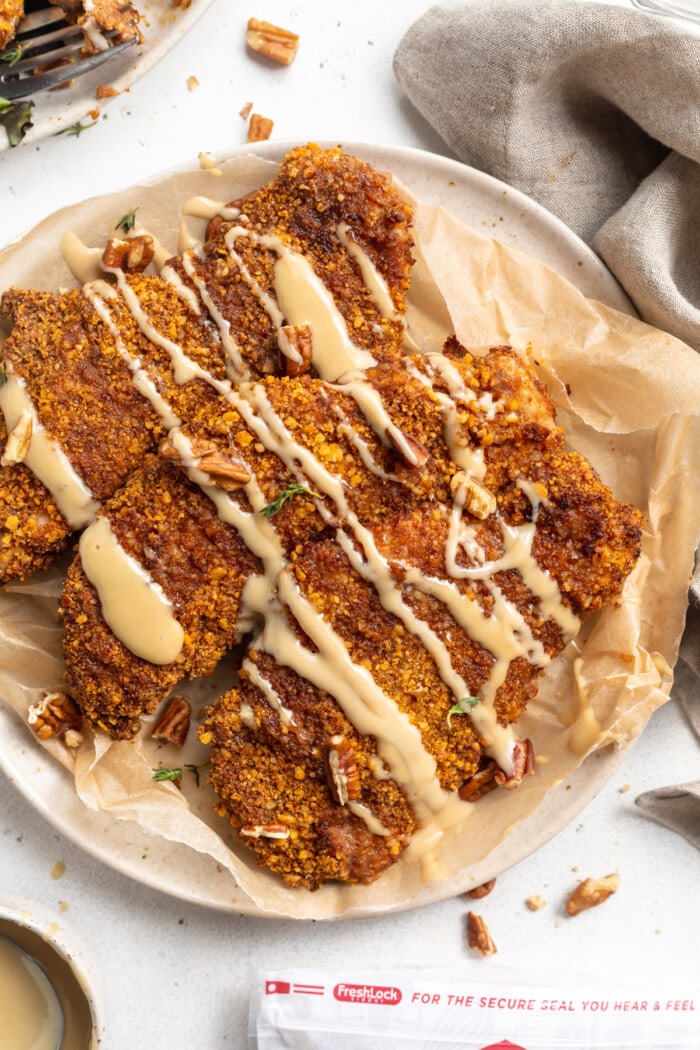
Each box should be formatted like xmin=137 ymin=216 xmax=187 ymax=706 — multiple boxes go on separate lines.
xmin=458 ymin=761 xmax=497 ymax=802
xmin=465 ymin=878 xmax=496 ymax=900
xmin=526 ymin=894 xmax=547 ymax=911
xmin=1 ymin=409 xmax=33 ymax=466
xmin=566 ymin=873 xmax=620 ymax=916
xmin=247 ymin=113 xmax=274 ymax=143
xmin=101 ymin=235 xmax=155 ymax=273
xmin=386 ymin=427 xmax=430 ymax=468
xmin=159 ymin=435 xmax=251 ymax=489
xmin=151 ymin=696 xmax=191 ymax=747
xmin=240 ymin=823 xmax=290 ymax=840
xmin=451 ymin=471 xmax=497 ymax=519
xmin=278 ymin=324 xmax=312 ymax=377
xmin=466 ymin=911 xmax=497 ymax=956
xmin=495 ymin=739 xmax=535 ymax=790
xmin=325 ymin=734 xmax=361 ymax=805
xmin=28 ymin=692 xmax=83 ymax=747
xmin=246 ymin=18 xmax=299 ymax=65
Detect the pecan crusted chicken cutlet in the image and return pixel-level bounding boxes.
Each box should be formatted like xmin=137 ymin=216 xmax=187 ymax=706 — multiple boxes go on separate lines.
xmin=0 ymin=144 xmax=414 ymax=582
xmin=61 ymin=338 xmax=641 ymax=888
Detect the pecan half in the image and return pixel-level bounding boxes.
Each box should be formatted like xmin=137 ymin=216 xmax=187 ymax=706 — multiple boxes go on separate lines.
xmin=466 ymin=911 xmax=497 ymax=956
xmin=325 ymin=734 xmax=361 ymax=805
xmin=159 ymin=435 xmax=251 ymax=489
xmin=458 ymin=761 xmax=498 ymax=802
xmin=101 ymin=235 xmax=155 ymax=273
xmin=28 ymin=692 xmax=83 ymax=747
xmin=151 ymin=696 xmax=191 ymax=747
xmin=566 ymin=873 xmax=620 ymax=916
xmin=495 ymin=739 xmax=535 ymax=790
xmin=278 ymin=324 xmax=312 ymax=377
xmin=246 ymin=18 xmax=299 ymax=65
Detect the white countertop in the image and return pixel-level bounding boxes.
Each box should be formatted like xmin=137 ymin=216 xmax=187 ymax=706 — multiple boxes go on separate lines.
xmin=1 ymin=1 xmax=699 ymax=1047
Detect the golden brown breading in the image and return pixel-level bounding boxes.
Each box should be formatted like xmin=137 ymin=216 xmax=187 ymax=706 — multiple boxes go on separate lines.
xmin=0 ymin=414 xmax=70 ymax=582
xmin=0 ymin=0 xmax=23 ymax=49
xmin=202 ymin=654 xmax=418 ymax=890
xmin=61 ymin=454 xmax=262 ymax=739
xmin=0 ymin=145 xmax=415 ymax=584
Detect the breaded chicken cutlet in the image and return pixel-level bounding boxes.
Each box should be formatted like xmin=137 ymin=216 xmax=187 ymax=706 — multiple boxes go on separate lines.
xmin=60 ymin=337 xmax=641 ymax=887
xmin=0 ymin=145 xmax=414 ymax=581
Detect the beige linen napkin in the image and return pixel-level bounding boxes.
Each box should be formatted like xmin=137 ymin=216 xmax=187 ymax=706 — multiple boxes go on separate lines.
xmin=393 ymin=0 xmax=700 ymax=352
xmin=394 ymin=0 xmax=700 ymax=844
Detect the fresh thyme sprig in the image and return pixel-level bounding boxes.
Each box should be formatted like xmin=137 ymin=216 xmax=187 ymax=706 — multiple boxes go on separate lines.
xmin=152 ymin=763 xmax=206 ymax=787
xmin=0 ymin=45 xmax=25 ymax=68
xmin=115 ymin=209 xmax=138 ymax=234
xmin=260 ymin=483 xmax=321 ymax=519
xmin=446 ymin=695 xmax=481 ymax=728
xmin=55 ymin=118 xmax=98 ymax=138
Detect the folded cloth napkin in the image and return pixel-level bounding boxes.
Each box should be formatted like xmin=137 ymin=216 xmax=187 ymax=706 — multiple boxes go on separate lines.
xmin=393 ymin=0 xmax=700 ymax=352
xmin=394 ymin=0 xmax=700 ymax=844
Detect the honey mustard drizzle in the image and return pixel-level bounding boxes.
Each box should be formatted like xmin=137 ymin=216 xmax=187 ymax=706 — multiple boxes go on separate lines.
xmin=19 ymin=207 xmax=583 ymax=859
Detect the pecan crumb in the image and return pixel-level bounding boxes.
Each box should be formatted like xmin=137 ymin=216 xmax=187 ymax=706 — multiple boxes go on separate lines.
xmin=466 ymin=911 xmax=497 ymax=956
xmin=239 ymin=100 xmax=253 ymax=120
xmin=187 ymin=75 xmax=200 ymax=91
xmin=526 ymin=894 xmax=547 ymax=911
xmin=465 ymin=878 xmax=496 ymax=900
xmin=565 ymin=873 xmax=620 ymax=916
xmin=96 ymin=84 xmax=118 ymax=99
xmin=247 ymin=113 xmax=274 ymax=142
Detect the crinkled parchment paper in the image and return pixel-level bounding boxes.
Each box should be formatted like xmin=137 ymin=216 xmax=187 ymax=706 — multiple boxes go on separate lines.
xmin=0 ymin=150 xmax=699 ymax=920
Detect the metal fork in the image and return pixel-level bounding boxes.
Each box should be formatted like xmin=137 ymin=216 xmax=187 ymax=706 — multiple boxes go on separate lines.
xmin=0 ymin=3 xmax=139 ymax=100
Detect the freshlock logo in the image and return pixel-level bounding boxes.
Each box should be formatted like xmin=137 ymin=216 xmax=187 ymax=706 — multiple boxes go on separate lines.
xmin=334 ymin=982 xmax=402 ymax=1005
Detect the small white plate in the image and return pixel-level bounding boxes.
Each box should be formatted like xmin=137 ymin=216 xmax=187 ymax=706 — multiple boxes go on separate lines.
xmin=1 ymin=0 xmax=216 ymax=150
xmin=0 ymin=141 xmax=636 ymax=916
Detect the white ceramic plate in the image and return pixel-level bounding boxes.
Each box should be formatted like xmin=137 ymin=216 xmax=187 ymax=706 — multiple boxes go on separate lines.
xmin=0 ymin=141 xmax=635 ymax=916
xmin=1 ymin=0 xmax=216 ymax=150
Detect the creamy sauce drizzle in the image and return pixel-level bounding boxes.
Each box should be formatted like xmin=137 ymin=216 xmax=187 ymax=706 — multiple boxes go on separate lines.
xmin=0 ymin=371 xmax=101 ymax=529
xmin=224 ymin=226 xmax=377 ymax=379
xmin=79 ymin=516 xmax=184 ymax=665
xmin=336 ymin=222 xmax=398 ymax=319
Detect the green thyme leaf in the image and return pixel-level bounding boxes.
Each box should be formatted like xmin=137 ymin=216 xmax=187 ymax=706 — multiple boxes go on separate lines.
xmin=0 ymin=97 xmax=34 ymax=147
xmin=115 ymin=209 xmax=138 ymax=234
xmin=260 ymin=483 xmax=321 ymax=519
xmin=446 ymin=695 xmax=481 ymax=728
xmin=55 ymin=118 xmax=98 ymax=138
xmin=152 ymin=762 xmax=205 ymax=786
xmin=0 ymin=45 xmax=25 ymax=68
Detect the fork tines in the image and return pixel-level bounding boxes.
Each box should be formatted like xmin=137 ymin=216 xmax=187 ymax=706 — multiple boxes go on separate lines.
xmin=0 ymin=2 xmax=139 ymax=100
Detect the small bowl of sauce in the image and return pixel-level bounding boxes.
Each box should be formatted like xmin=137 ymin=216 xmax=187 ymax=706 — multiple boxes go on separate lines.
xmin=0 ymin=894 xmax=102 ymax=1049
